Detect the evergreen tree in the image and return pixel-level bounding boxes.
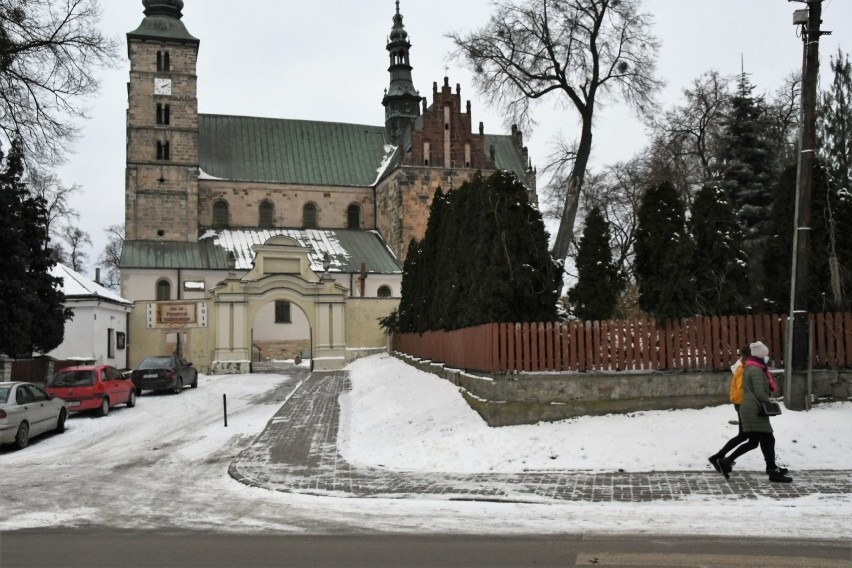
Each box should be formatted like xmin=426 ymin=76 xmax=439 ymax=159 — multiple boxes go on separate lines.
xmin=763 ymin=162 xmax=850 ymax=313
xmin=688 ymin=185 xmax=750 ymax=315
xmin=634 ymin=181 xmax=696 ymax=319
xmin=568 ymin=206 xmax=624 ymax=321
xmin=0 ymin=141 xmax=70 ymax=357
xmin=396 ymin=171 xmax=560 ymax=331
xmin=817 ymin=49 xmax=852 ymax=309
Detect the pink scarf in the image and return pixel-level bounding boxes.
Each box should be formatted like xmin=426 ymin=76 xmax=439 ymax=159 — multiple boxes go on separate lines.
xmin=745 ymin=358 xmax=778 ymax=393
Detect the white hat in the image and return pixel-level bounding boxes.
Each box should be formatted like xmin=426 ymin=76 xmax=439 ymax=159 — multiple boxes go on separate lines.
xmin=750 ymin=341 xmax=769 ymax=359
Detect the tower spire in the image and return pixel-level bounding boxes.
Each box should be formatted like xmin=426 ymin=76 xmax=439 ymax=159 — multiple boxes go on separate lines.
xmin=382 ymin=1 xmax=421 ymax=146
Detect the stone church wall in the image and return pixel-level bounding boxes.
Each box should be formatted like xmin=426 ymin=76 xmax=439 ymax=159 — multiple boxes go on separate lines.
xmin=198 ymin=180 xmax=374 ymax=230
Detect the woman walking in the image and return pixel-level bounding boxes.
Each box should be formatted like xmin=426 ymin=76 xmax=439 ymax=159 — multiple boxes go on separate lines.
xmin=719 ymin=341 xmax=792 ymax=483
xmin=708 ymin=345 xmax=751 ymax=475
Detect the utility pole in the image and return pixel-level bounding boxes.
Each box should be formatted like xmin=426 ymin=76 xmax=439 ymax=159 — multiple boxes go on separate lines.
xmin=786 ymin=0 xmax=830 ymax=411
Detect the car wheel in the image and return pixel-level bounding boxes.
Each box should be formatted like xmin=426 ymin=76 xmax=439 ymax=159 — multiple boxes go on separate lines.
xmin=126 ymin=390 xmax=136 ymax=408
xmin=14 ymin=422 xmax=29 ymax=450
xmin=191 ymin=374 xmax=198 ymax=389
xmin=97 ymin=397 xmax=110 ymax=417
xmin=173 ymin=379 xmax=183 ymax=395
xmin=56 ymin=408 xmax=67 ymax=433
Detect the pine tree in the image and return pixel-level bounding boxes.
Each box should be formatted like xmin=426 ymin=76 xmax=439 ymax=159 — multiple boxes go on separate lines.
xmin=718 ymin=74 xmax=780 ymax=267
xmin=634 ymin=181 xmax=696 ymax=319
xmin=397 ymin=171 xmax=560 ymax=331
xmin=817 ymin=49 xmax=852 ymax=309
xmin=568 ymin=206 xmax=624 ymax=321
xmin=688 ymin=185 xmax=750 ymax=315
xmin=763 ymin=162 xmax=849 ymax=313
xmin=0 ymin=141 xmax=70 ymax=357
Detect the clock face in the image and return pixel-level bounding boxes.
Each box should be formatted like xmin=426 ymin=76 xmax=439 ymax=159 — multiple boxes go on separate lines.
xmin=154 ymin=78 xmax=172 ymax=96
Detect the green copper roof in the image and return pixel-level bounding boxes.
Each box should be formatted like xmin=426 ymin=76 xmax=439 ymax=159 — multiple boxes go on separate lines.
xmin=484 ymin=134 xmax=529 ymax=182
xmin=127 ymin=15 xmax=199 ymax=44
xmin=198 ymin=114 xmax=391 ymax=187
xmin=121 ymin=229 xmax=402 ymax=274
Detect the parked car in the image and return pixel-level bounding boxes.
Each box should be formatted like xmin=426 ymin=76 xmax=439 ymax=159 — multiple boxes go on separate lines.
xmin=47 ymin=365 xmax=136 ymax=417
xmin=131 ymin=356 xmax=198 ymax=395
xmin=0 ymin=382 xmax=68 ymax=449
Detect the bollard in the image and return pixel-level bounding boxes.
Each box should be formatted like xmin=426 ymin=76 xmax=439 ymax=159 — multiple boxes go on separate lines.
xmin=223 ymin=393 xmax=228 ymax=427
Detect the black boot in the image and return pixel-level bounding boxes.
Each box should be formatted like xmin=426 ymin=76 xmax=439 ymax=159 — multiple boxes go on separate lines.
xmin=767 ymin=467 xmax=792 ymax=483
xmin=708 ymin=455 xmax=722 ymax=473
xmin=718 ymin=458 xmax=734 ymax=480
xmin=766 ymin=466 xmax=789 ymax=475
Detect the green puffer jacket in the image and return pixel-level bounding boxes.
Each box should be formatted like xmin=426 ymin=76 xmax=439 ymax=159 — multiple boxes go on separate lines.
xmin=739 ymin=362 xmax=773 ymax=434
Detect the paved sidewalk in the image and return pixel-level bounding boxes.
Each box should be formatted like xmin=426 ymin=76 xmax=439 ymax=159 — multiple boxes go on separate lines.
xmin=229 ymin=371 xmax=851 ymax=502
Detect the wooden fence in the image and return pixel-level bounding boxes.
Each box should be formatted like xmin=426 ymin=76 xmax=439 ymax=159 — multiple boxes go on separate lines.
xmin=393 ymin=312 xmax=852 ymax=374
xmin=11 ymin=358 xmax=87 ymax=385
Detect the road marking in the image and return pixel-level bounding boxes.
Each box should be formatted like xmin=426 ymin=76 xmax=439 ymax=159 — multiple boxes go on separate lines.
xmin=575 ymin=552 xmax=846 ymax=567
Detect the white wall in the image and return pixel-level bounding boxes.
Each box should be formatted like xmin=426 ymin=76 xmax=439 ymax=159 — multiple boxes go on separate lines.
xmin=252 ymin=300 xmax=310 ymax=341
xmin=47 ymin=300 xmax=131 ymax=368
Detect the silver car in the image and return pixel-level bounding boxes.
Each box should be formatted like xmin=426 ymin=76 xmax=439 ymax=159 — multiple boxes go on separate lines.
xmin=0 ymin=382 xmax=68 ymax=450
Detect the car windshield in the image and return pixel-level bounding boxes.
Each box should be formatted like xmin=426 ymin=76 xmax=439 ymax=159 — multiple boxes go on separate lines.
xmin=0 ymin=386 xmax=9 ymax=403
xmin=50 ymin=370 xmax=95 ymax=387
xmin=138 ymin=357 xmax=173 ymax=369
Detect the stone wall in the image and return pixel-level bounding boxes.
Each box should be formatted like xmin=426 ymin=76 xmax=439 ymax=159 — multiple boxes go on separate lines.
xmin=254 ymin=340 xmax=310 ymax=362
xmin=393 ymin=353 xmax=851 ymax=427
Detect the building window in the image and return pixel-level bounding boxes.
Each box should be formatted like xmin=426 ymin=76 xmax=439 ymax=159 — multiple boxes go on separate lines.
xmin=259 ymin=201 xmax=274 ymax=228
xmin=156 ymin=104 xmax=170 ymax=125
xmin=465 ymin=143 xmax=471 ymax=168
xmin=303 ymin=203 xmax=317 ymax=229
xmin=212 ymin=200 xmax=229 ymax=228
xmin=377 ymin=285 xmax=392 ymax=298
xmin=107 ymin=328 xmax=115 ymax=359
xmin=157 ymin=50 xmax=170 ymax=72
xmin=116 ymin=332 xmax=126 ymax=350
xmin=156 ymin=141 xmax=170 ymax=160
xmin=347 ymin=204 xmax=360 ymax=229
xmin=274 ymin=300 xmax=291 ymax=324
xmin=156 ymin=279 xmax=171 ymax=301
xmin=423 ymin=141 xmax=430 ymax=166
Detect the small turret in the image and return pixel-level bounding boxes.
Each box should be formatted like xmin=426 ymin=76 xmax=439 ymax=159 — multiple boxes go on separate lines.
xmin=382 ymin=1 xmax=421 ymax=146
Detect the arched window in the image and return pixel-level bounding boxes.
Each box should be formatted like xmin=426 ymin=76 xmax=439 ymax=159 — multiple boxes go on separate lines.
xmin=157 ymin=51 xmax=170 ymax=72
xmin=347 ymin=204 xmax=361 ymax=229
xmin=212 ymin=200 xmax=229 ymax=228
xmin=259 ymin=201 xmax=274 ymax=228
xmin=377 ymin=285 xmax=392 ymax=298
xmin=156 ymin=104 xmax=171 ymax=125
xmin=303 ymin=203 xmax=318 ymax=229
xmin=156 ymin=279 xmax=171 ymax=301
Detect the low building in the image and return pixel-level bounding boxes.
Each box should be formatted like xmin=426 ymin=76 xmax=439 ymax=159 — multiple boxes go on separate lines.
xmin=46 ymin=264 xmax=132 ymax=368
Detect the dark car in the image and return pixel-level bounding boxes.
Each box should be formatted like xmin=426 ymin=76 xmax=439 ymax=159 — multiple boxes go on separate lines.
xmin=131 ymin=356 xmax=198 ymax=395
xmin=47 ymin=365 xmax=136 ymax=416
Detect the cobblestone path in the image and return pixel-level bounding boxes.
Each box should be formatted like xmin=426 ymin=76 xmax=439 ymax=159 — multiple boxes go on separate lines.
xmin=230 ymin=371 xmax=851 ymax=502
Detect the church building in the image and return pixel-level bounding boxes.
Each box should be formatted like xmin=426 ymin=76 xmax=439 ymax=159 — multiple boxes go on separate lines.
xmin=120 ymin=0 xmax=536 ymax=373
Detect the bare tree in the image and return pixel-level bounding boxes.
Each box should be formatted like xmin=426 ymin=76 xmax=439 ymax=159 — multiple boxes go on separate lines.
xmin=61 ymin=225 xmax=91 ymax=272
xmin=0 ymin=0 xmax=119 ymax=166
xmin=27 ymin=169 xmax=80 ymax=242
xmin=97 ymin=223 xmax=124 ymax=291
xmin=649 ymin=71 xmax=732 ymax=198
xmin=449 ymin=0 xmax=663 ymax=264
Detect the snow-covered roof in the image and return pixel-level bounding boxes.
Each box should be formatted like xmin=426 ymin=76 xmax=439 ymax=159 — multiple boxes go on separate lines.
xmin=50 ymin=264 xmax=131 ymax=306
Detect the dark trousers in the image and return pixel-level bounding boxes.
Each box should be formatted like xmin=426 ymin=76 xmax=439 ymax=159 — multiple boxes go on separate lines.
xmin=727 ymin=432 xmax=777 ymax=470
xmin=714 ymin=404 xmax=748 ymax=457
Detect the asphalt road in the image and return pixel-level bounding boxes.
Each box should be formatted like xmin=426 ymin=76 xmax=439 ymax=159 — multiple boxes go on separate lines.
xmin=1 ymin=530 xmax=850 ymax=568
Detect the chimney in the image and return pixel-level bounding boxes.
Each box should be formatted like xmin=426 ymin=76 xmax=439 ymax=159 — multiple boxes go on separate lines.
xmin=95 ymin=268 xmax=101 ymax=285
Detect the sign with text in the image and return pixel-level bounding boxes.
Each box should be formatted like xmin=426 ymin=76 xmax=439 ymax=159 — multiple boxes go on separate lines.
xmin=147 ymin=302 xmax=208 ymax=329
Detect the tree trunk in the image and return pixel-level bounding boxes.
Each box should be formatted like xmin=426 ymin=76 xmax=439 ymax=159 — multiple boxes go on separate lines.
xmin=551 ymin=110 xmax=594 ymax=264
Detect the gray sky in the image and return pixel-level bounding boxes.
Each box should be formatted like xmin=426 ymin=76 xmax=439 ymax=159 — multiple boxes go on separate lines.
xmin=56 ymin=0 xmax=852 ymax=278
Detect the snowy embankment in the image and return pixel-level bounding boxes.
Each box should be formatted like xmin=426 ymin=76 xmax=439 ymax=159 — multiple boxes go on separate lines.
xmin=338 ymin=354 xmax=852 ymax=474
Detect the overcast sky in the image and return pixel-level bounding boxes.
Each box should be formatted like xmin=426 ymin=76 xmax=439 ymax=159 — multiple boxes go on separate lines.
xmin=56 ymin=0 xmax=852 ymax=279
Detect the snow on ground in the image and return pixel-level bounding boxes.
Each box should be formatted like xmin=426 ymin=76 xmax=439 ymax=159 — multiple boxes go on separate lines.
xmin=338 ymin=354 xmax=852 ymax=474
xmin=1 ymin=355 xmax=850 ymax=539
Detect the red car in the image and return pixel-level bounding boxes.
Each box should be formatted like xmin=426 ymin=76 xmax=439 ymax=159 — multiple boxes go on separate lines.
xmin=47 ymin=365 xmax=136 ymax=417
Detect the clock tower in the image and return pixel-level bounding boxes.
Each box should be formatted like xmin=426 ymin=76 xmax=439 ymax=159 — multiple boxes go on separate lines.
xmin=382 ymin=1 xmax=421 ymax=146
xmin=125 ymin=0 xmax=200 ymax=242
